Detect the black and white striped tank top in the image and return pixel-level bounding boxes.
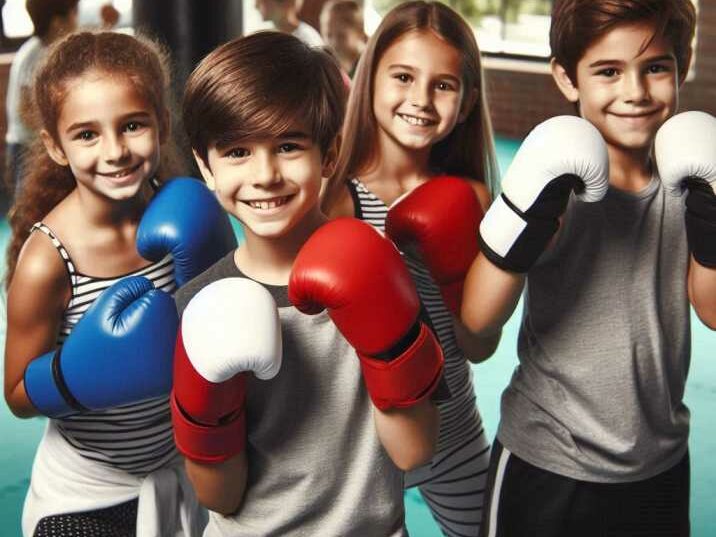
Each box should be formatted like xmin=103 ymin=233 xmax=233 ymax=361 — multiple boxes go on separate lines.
xmin=31 ymin=222 xmax=178 ymax=476
xmin=348 ymin=178 xmax=482 ymax=453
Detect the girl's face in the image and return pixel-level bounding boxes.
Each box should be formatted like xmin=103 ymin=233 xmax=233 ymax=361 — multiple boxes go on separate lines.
xmin=372 ymin=30 xmax=467 ymax=157
xmin=43 ymin=70 xmax=164 ymax=203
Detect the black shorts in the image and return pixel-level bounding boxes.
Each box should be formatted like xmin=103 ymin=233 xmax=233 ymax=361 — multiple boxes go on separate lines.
xmin=479 ymin=439 xmax=690 ymax=537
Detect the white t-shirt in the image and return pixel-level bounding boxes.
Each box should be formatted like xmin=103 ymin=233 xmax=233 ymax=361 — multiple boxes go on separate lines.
xmin=6 ymin=36 xmax=45 ymax=144
xmin=291 ymin=21 xmax=324 ymax=47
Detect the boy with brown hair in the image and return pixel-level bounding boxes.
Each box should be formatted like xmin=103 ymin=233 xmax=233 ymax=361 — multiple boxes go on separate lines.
xmin=171 ymin=31 xmax=445 ymax=536
xmin=455 ymin=0 xmax=716 ymax=535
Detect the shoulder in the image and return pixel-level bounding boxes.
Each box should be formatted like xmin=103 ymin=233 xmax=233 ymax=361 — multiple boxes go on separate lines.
xmin=8 ymin=229 xmax=70 ymax=316
xmin=175 ymin=250 xmax=239 ymax=315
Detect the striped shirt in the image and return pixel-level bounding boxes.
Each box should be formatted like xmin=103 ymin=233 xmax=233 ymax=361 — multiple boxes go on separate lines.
xmin=348 ymin=179 xmax=482 ymax=453
xmin=31 ymin=222 xmax=178 ymax=476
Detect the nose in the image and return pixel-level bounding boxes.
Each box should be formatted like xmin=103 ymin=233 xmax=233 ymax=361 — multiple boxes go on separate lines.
xmin=253 ymin=152 xmax=282 ymax=188
xmin=622 ymin=70 xmax=649 ymax=104
xmin=103 ymin=133 xmax=129 ymax=163
xmin=409 ymin=80 xmax=431 ymax=110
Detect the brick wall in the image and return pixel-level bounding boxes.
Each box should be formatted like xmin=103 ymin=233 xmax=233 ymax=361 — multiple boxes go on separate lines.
xmin=486 ymin=0 xmax=716 ymax=138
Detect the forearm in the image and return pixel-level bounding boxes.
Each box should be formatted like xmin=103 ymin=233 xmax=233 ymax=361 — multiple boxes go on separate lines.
xmin=185 ymin=452 xmax=248 ymax=515
xmin=688 ymin=257 xmax=716 ymax=330
xmin=374 ymin=399 xmax=439 ymax=471
xmin=452 ymin=316 xmax=501 ymax=363
xmin=4 ymin=379 xmax=40 ymax=419
xmin=461 ymin=253 xmax=525 ymax=336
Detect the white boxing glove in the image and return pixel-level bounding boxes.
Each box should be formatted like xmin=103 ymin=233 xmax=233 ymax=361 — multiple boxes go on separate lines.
xmin=479 ymin=115 xmax=609 ymax=272
xmin=655 ymin=111 xmax=716 ymax=267
xmin=172 ymin=277 xmax=282 ymax=463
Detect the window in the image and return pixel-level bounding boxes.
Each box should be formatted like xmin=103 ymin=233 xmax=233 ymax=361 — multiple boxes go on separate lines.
xmin=370 ymin=0 xmax=552 ymax=58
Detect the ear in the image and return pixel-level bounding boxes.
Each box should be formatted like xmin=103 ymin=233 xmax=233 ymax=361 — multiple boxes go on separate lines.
xmin=321 ymin=135 xmax=340 ymax=179
xmin=551 ymin=59 xmax=580 ymax=103
xmin=193 ymin=149 xmax=216 ymax=191
xmin=40 ymin=130 xmax=69 ymax=167
xmin=458 ymin=87 xmax=478 ymax=123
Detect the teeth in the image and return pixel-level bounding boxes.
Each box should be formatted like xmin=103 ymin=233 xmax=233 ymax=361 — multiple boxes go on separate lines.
xmin=399 ymin=114 xmax=432 ymax=126
xmin=248 ymin=196 xmax=289 ymax=210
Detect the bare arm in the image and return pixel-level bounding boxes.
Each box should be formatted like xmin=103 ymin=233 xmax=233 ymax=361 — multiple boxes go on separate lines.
xmin=688 ymin=257 xmax=716 ymax=330
xmin=184 ymin=452 xmax=248 ymax=515
xmin=373 ymin=399 xmax=439 ymax=471
xmin=461 ymin=253 xmax=525 ymax=338
xmin=4 ymin=234 xmax=70 ymax=418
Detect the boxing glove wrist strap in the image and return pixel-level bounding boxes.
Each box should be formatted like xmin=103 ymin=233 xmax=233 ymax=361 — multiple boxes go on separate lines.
xmin=171 ymin=392 xmax=247 ymax=464
xmin=24 ymin=349 xmax=86 ymax=418
xmin=359 ymin=323 xmax=444 ymax=410
xmin=685 ymin=179 xmax=716 ymax=267
xmin=479 ymin=194 xmax=559 ymax=273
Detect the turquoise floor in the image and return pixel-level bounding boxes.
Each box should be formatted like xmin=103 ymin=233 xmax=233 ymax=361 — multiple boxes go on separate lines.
xmin=1 ymin=137 xmax=714 ymax=536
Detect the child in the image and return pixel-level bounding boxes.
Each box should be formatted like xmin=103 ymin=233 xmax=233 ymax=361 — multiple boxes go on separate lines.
xmin=324 ymin=2 xmax=499 ymax=535
xmin=4 ymin=31 xmax=234 ymax=536
xmin=459 ymin=0 xmax=716 ymax=535
xmin=320 ymin=0 xmax=367 ymax=78
xmin=5 ymin=0 xmax=78 ymax=196
xmin=255 ymin=0 xmax=325 ymax=46
xmin=173 ymin=30 xmax=445 ymax=535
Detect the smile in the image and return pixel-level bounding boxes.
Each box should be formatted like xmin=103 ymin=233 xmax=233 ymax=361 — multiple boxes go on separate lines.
xmin=98 ymin=163 xmax=142 ymax=178
xmin=398 ymin=113 xmax=436 ymax=127
xmin=243 ymin=195 xmax=293 ymax=210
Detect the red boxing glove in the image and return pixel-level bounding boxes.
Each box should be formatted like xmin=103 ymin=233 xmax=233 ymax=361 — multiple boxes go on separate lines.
xmin=172 ymin=278 xmax=282 ymax=463
xmin=386 ymin=176 xmax=484 ymax=315
xmin=289 ymin=218 xmax=444 ymax=410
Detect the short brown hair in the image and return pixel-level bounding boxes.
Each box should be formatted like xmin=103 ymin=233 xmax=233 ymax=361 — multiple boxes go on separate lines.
xmin=27 ymin=0 xmax=79 ymax=38
xmin=183 ymin=31 xmax=346 ymax=166
xmin=551 ymin=0 xmax=696 ymax=82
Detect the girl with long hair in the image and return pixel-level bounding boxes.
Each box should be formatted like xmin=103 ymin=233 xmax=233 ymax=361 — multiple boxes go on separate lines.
xmin=324 ymin=2 xmax=499 ymax=535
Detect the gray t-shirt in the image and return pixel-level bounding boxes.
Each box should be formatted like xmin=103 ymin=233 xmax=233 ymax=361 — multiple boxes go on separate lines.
xmin=176 ymin=252 xmax=406 ymax=537
xmin=498 ymin=176 xmax=691 ymax=483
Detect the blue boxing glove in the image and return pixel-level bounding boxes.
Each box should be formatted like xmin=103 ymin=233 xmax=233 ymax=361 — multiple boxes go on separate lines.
xmin=24 ymin=276 xmax=178 ymax=418
xmin=137 ymin=177 xmax=237 ymax=287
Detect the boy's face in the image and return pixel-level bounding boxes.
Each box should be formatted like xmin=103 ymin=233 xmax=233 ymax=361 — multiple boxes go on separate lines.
xmin=196 ymin=125 xmax=328 ymax=241
xmin=552 ymin=22 xmax=683 ymax=154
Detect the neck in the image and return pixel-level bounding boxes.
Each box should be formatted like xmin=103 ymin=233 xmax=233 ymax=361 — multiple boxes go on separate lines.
xmin=236 ymin=207 xmax=327 ymax=286
xmin=607 ymin=143 xmax=653 ymax=192
xmin=72 ymin=183 xmax=149 ymax=228
xmin=361 ymin=132 xmax=432 ymax=191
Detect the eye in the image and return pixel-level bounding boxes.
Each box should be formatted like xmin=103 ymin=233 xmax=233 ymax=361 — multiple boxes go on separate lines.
xmin=393 ymin=73 xmax=412 ymax=84
xmin=278 ymin=142 xmax=301 ymax=153
xmin=597 ymin=67 xmax=618 ymax=78
xmin=225 ymin=147 xmax=249 ymax=159
xmin=435 ymin=80 xmax=457 ymax=92
xmin=646 ymin=63 xmax=670 ymax=74
xmin=74 ymin=130 xmax=97 ymax=141
xmin=123 ymin=121 xmax=144 ymax=133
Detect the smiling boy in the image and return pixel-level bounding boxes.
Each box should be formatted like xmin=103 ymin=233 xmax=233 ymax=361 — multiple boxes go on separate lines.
xmin=458 ymin=1 xmax=716 ymax=535
xmin=171 ymin=31 xmax=443 ymax=536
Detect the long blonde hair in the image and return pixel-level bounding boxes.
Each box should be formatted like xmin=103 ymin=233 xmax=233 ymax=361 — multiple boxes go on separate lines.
xmin=323 ymin=0 xmax=499 ymax=210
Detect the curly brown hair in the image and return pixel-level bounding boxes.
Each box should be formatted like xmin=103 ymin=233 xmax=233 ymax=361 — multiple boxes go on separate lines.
xmin=5 ymin=31 xmax=183 ymax=287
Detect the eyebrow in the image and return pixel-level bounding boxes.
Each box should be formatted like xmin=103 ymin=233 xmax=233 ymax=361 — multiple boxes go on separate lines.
xmin=588 ymin=54 xmax=675 ymax=68
xmin=65 ymin=111 xmax=152 ymax=133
